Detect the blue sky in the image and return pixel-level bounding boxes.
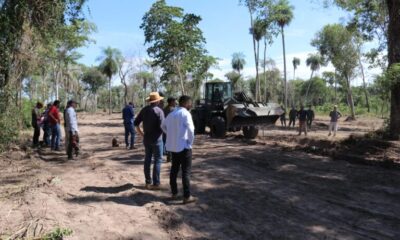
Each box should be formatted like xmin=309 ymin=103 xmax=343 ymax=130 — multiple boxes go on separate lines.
xmin=77 ymin=0 xmax=379 ymax=85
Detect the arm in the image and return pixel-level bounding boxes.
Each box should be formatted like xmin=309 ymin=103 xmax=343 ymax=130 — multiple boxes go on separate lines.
xmin=184 ymin=112 xmax=195 ymax=147
xmin=161 ymin=118 xmax=167 ymax=134
xmin=134 ymin=110 xmax=144 ymax=137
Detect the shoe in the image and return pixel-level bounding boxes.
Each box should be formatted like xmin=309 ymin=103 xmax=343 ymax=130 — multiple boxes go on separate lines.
xmin=183 ymin=196 xmax=198 ymax=204
xmin=150 ymin=185 xmax=161 ymax=191
xmin=145 ymin=184 xmax=152 ymax=190
xmin=328 ymin=133 xmax=331 ymax=136
xmin=171 ymin=194 xmax=178 ymax=200
xmin=129 ymin=146 xmax=136 ymax=150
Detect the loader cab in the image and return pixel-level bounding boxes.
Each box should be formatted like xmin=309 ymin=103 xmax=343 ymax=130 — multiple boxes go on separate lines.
xmin=205 ymin=82 xmax=233 ymax=106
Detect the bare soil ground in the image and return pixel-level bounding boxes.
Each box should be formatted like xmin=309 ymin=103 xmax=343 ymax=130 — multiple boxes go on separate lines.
xmin=1 ymin=113 xmax=399 ymax=240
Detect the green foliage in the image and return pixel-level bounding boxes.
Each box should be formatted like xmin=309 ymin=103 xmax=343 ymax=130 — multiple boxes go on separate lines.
xmin=97 ymin=47 xmax=122 ymax=79
xmin=231 ymin=52 xmax=246 ymax=74
xmin=140 ymin=0 xmax=212 ymax=94
xmin=271 ymin=0 xmax=294 ymax=28
xmin=81 ymin=67 xmax=107 ymax=94
xmin=42 ymin=227 xmax=73 ymax=240
xmin=225 ymin=71 xmax=241 ymax=91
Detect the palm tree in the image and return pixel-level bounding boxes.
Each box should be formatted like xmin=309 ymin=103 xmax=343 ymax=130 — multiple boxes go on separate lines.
xmin=305 ymin=53 xmax=325 ymax=102
xmin=273 ymin=0 xmax=294 ymax=109
xmin=231 ymin=52 xmax=246 ymax=76
xmin=250 ymin=18 xmax=267 ymax=101
xmin=97 ymin=47 xmax=122 ymax=114
xmin=292 ymin=57 xmax=300 ymax=80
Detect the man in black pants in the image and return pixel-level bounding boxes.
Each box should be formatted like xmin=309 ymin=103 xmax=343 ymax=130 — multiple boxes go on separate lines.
xmin=32 ymin=102 xmax=43 ymax=147
xmin=162 ymin=96 xmax=197 ymax=204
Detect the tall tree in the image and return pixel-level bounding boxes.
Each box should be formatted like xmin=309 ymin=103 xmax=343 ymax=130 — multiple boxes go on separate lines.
xmin=292 ymin=57 xmax=300 ymax=80
xmin=81 ymin=67 xmax=107 ymax=111
xmin=231 ymin=52 xmax=246 ymax=76
xmin=97 ymin=47 xmax=122 ymax=115
xmin=141 ymin=0 xmax=210 ymax=94
xmin=305 ymin=53 xmax=325 ymax=102
xmin=312 ymin=24 xmax=359 ymax=119
xmin=272 ymin=0 xmax=294 ymax=109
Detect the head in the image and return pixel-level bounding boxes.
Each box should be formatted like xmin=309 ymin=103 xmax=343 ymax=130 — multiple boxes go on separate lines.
xmin=36 ymin=102 xmax=44 ymax=109
xmin=147 ymin=92 xmax=164 ymax=106
xmin=128 ymin=102 xmax=134 ymax=108
xmin=179 ymin=95 xmax=192 ymax=110
xmin=47 ymin=103 xmax=52 ymax=109
xmin=68 ymin=100 xmax=78 ymax=109
xmin=308 ymin=105 xmax=312 ymax=109
xmin=167 ymin=97 xmax=177 ymax=107
xmin=300 ymin=105 xmax=304 ymax=110
xmin=53 ymin=100 xmax=60 ymax=108
xmin=333 ymin=105 xmax=337 ymax=111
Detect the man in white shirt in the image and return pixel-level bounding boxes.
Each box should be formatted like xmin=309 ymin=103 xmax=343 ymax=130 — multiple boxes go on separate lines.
xmin=161 ymin=95 xmax=197 ymax=204
xmin=65 ymin=100 xmax=79 ymax=160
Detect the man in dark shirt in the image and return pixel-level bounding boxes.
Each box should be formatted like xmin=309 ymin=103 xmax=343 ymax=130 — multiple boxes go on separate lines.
xmin=307 ymin=105 xmax=315 ymax=130
xmin=328 ymin=105 xmax=342 ymax=137
xmin=122 ymin=102 xmax=135 ymax=149
xmin=32 ymin=102 xmax=43 ymax=147
xmin=134 ymin=92 xmax=165 ymax=190
xmin=280 ymin=105 xmax=287 ymax=127
xmin=297 ymin=105 xmax=308 ymax=136
xmin=288 ymin=106 xmax=297 ymax=127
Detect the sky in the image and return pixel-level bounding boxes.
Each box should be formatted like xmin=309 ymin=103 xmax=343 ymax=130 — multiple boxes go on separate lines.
xmin=77 ymin=0 xmax=381 ymax=86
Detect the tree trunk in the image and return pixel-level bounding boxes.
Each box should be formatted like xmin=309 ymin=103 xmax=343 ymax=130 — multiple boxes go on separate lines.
xmin=248 ymin=8 xmax=259 ymax=101
xmin=387 ymin=0 xmax=400 ymax=139
xmin=305 ymin=71 xmax=314 ymax=104
xmin=358 ymin=55 xmax=370 ymax=112
xmin=263 ymin=36 xmax=268 ymax=102
xmin=281 ymin=26 xmax=288 ymax=109
xmin=256 ymin=39 xmax=260 ymax=102
xmin=346 ymin=76 xmax=356 ymax=119
xmin=108 ymin=76 xmax=112 ymax=115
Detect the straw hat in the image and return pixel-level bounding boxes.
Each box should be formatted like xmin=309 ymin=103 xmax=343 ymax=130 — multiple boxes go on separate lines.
xmin=146 ymin=92 xmax=164 ymax=103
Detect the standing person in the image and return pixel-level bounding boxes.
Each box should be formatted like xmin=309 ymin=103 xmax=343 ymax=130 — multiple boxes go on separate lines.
xmin=134 ymin=92 xmax=165 ymax=190
xmin=32 ymin=102 xmax=44 ymax=148
xmin=163 ymin=97 xmax=177 ymax=162
xmin=122 ymin=102 xmax=135 ymax=150
xmin=64 ymin=101 xmax=72 ymax=155
xmin=42 ymin=103 xmax=52 ymax=147
xmin=328 ymin=105 xmax=342 ymax=137
xmin=280 ymin=105 xmax=287 ymax=127
xmin=65 ymin=100 xmax=80 ymax=159
xmin=307 ymin=105 xmax=315 ymax=130
xmin=162 ymin=96 xmax=197 ymax=204
xmin=297 ymin=105 xmax=308 ymax=136
xmin=288 ymin=106 xmax=297 ymax=127
xmin=48 ymin=100 xmax=61 ymax=151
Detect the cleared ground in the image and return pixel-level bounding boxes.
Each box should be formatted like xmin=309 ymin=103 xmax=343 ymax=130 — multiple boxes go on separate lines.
xmin=0 ymin=113 xmax=399 ymax=240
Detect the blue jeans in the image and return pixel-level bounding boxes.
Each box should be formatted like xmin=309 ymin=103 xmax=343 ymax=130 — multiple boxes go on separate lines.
xmin=43 ymin=123 xmax=51 ymax=146
xmin=144 ymin=139 xmax=163 ymax=185
xmin=51 ymin=124 xmax=61 ymax=150
xmin=124 ymin=123 xmax=135 ymax=147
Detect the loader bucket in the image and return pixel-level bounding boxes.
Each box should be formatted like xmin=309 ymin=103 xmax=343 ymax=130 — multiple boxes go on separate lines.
xmin=226 ymin=103 xmax=283 ymax=128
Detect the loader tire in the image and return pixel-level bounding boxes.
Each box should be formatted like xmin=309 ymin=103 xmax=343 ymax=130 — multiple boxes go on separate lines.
xmin=242 ymin=126 xmax=258 ymax=139
xmin=210 ymin=116 xmax=226 ymax=138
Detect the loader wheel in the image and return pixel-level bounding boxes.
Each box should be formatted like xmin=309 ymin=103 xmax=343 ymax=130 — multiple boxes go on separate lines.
xmin=210 ymin=116 xmax=226 ymax=138
xmin=242 ymin=126 xmax=259 ymax=139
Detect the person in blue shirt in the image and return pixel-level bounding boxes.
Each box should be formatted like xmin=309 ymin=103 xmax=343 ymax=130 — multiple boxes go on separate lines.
xmin=122 ymin=102 xmax=135 ymax=150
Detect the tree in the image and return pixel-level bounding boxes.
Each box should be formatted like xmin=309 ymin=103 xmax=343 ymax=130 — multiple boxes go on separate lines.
xmin=225 ymin=71 xmax=242 ymax=91
xmin=387 ymin=0 xmax=400 ymax=138
xmin=322 ymin=71 xmax=338 ymax=102
xmin=97 ymin=47 xmax=122 ymax=115
xmin=272 ymin=0 xmax=294 ymax=109
xmin=231 ymin=52 xmax=246 ymax=76
xmin=250 ymin=18 xmax=267 ymax=101
xmin=140 ymin=0 xmax=211 ymax=94
xmin=312 ymin=24 xmax=359 ymax=119
xmin=81 ymin=67 xmax=107 ymax=111
xmin=292 ymin=57 xmax=300 ymax=80
xmin=305 ymin=53 xmax=325 ymax=102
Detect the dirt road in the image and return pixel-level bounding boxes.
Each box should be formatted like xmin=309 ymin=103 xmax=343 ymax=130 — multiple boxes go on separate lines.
xmin=1 ymin=113 xmax=399 ymax=240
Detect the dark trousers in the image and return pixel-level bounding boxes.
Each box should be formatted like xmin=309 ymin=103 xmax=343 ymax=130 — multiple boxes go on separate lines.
xmin=307 ymin=119 xmax=313 ymax=129
xmin=43 ymin=123 xmax=51 ymax=146
xmin=280 ymin=118 xmax=286 ymax=127
xmin=289 ymin=118 xmax=296 ymax=127
xmin=33 ymin=125 xmax=40 ymax=146
xmin=124 ymin=123 xmax=135 ymax=147
xmin=67 ymin=131 xmax=79 ymax=159
xmin=170 ymin=149 xmax=192 ymax=198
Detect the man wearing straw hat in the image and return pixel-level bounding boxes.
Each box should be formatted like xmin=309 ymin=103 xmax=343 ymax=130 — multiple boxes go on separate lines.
xmin=134 ymin=92 xmax=165 ymax=190
xmin=328 ymin=105 xmax=342 ymax=137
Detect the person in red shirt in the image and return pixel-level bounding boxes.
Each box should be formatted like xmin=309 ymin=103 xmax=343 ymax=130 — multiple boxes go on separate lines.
xmin=48 ymin=100 xmax=61 ymax=151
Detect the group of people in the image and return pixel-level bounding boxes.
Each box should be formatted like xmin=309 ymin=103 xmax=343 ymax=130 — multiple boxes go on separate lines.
xmin=31 ymin=99 xmax=80 ymax=159
xmin=280 ymin=105 xmax=342 ymax=136
xmin=121 ymin=92 xmax=196 ymax=204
